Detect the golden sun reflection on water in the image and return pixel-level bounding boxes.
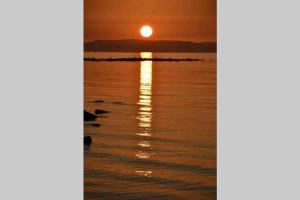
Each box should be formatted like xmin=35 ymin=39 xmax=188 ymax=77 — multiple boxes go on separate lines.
xmin=135 ymin=52 xmax=153 ymax=175
xmin=137 ymin=52 xmax=153 ymax=137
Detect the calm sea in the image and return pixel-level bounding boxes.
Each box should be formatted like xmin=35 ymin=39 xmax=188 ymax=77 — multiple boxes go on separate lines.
xmin=84 ymin=52 xmax=216 ymax=200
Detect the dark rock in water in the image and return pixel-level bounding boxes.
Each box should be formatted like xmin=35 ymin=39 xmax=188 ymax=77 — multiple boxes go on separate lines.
xmin=112 ymin=101 xmax=125 ymax=105
xmin=84 ymin=136 xmax=92 ymax=145
xmin=85 ymin=123 xmax=101 ymax=128
xmin=94 ymin=99 xmax=105 ymax=103
xmin=96 ymin=116 xmax=108 ymax=118
xmin=84 ymin=110 xmax=97 ymax=121
xmin=95 ymin=109 xmax=109 ymax=114
xmin=91 ymin=123 xmax=101 ymax=127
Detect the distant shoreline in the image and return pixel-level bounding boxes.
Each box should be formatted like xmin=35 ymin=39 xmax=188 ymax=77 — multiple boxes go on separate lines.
xmin=84 ymin=39 xmax=216 ymax=52
xmin=84 ymin=57 xmax=205 ymax=62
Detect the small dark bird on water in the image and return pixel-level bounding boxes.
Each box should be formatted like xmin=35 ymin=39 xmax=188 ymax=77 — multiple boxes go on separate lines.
xmin=84 ymin=136 xmax=92 ymax=146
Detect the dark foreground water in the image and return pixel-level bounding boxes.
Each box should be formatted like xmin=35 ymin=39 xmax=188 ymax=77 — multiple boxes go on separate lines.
xmin=84 ymin=52 xmax=216 ymax=200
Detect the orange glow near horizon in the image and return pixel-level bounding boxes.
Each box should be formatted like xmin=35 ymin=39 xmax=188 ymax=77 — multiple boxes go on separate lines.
xmin=84 ymin=0 xmax=216 ymax=42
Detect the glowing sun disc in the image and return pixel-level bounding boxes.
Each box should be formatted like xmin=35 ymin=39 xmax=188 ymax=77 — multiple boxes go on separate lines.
xmin=140 ymin=25 xmax=153 ymax=38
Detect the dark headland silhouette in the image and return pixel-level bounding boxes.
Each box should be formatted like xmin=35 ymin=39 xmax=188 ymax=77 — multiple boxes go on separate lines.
xmin=84 ymin=57 xmax=204 ymax=62
xmin=84 ymin=39 xmax=216 ymax=52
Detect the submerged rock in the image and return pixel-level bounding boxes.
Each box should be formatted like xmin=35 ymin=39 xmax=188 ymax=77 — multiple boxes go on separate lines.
xmin=84 ymin=123 xmax=101 ymax=128
xmin=94 ymin=99 xmax=105 ymax=103
xmin=95 ymin=109 xmax=109 ymax=114
xmin=91 ymin=123 xmax=101 ymax=127
xmin=112 ymin=101 xmax=125 ymax=105
xmin=84 ymin=136 xmax=92 ymax=146
xmin=84 ymin=110 xmax=97 ymax=121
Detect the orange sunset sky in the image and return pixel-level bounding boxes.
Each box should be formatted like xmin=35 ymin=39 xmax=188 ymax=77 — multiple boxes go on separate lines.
xmin=84 ymin=0 xmax=216 ymax=43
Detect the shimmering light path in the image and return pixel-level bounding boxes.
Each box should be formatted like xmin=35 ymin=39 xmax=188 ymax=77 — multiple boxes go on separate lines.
xmin=135 ymin=52 xmax=153 ymax=176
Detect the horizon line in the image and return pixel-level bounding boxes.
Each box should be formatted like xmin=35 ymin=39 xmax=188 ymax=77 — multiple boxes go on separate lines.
xmin=85 ymin=39 xmax=216 ymax=44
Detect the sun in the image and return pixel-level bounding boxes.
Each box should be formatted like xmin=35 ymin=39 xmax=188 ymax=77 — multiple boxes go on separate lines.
xmin=140 ymin=25 xmax=153 ymax=38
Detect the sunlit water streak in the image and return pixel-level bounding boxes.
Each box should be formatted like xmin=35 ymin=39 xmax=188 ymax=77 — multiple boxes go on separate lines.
xmin=135 ymin=52 xmax=153 ymax=173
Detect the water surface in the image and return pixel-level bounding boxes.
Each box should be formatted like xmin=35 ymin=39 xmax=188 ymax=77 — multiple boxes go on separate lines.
xmin=84 ymin=52 xmax=216 ymax=200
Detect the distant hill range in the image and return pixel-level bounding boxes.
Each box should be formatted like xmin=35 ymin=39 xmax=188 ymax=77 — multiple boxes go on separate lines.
xmin=84 ymin=39 xmax=216 ymax=52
